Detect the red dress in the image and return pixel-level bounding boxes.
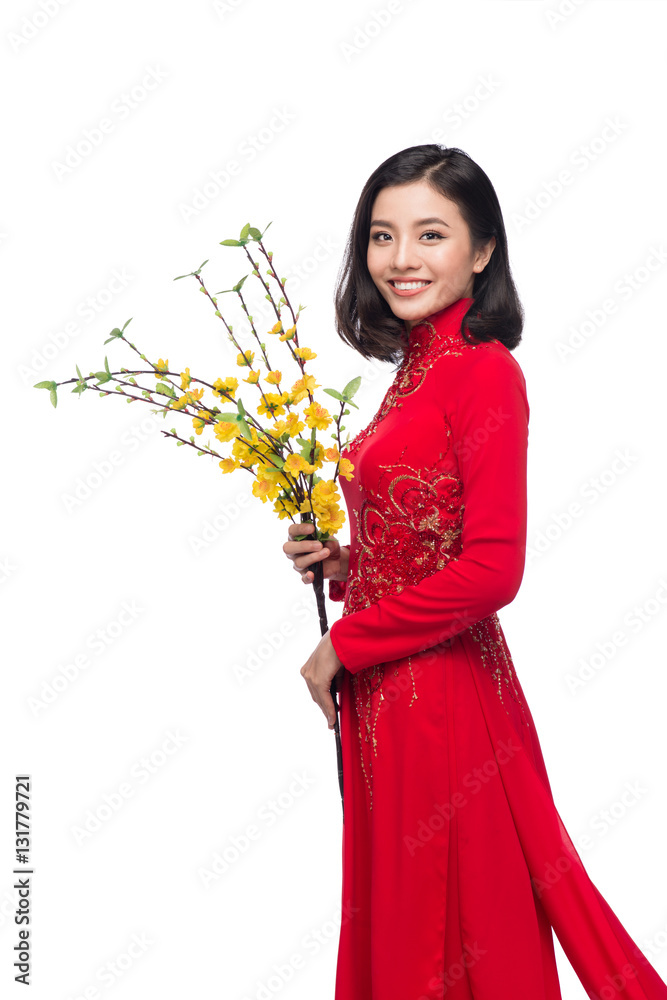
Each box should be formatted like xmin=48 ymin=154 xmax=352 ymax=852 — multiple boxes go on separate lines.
xmin=327 ymin=296 xmax=667 ymax=1000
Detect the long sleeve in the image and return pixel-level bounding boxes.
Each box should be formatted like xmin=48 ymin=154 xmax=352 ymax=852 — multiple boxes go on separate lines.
xmin=328 ymin=347 xmax=529 ymax=674
xmin=329 ymin=579 xmax=347 ymax=602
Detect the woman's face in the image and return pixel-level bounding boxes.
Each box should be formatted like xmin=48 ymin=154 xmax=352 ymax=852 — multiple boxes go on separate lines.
xmin=366 ymin=180 xmax=495 ymax=330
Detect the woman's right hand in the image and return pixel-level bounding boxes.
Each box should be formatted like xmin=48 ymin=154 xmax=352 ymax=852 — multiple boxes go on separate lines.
xmin=283 ymin=522 xmax=349 ymax=586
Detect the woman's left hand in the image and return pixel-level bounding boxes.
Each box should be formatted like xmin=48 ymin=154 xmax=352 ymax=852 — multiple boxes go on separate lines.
xmin=300 ymin=631 xmax=345 ymax=730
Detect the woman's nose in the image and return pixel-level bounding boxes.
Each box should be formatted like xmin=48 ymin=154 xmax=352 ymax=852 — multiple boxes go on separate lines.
xmin=390 ymin=239 xmax=422 ymax=271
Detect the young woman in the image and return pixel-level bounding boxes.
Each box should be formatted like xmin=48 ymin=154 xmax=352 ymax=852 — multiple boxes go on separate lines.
xmin=284 ymin=145 xmax=667 ymax=1000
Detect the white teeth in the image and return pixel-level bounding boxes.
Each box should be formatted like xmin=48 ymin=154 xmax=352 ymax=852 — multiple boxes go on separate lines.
xmin=392 ymin=281 xmax=430 ymax=290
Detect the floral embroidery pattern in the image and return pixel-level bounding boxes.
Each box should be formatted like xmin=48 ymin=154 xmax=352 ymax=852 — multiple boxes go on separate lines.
xmin=343 ymin=318 xmax=470 ymax=456
xmin=468 ymin=614 xmax=529 ymax=726
xmin=335 ymin=313 xmax=512 ymax=808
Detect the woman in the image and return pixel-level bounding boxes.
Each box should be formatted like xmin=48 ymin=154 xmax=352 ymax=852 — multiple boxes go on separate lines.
xmin=284 ymin=145 xmax=667 ymax=1000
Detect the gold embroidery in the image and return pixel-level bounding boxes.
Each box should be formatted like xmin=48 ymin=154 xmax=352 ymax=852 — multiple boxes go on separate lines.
xmin=353 ymin=655 xmax=418 ymax=810
xmin=344 ymin=318 xmax=470 ymax=456
xmin=338 ymin=315 xmax=502 ymax=809
xmin=468 ymin=614 xmax=528 ymax=723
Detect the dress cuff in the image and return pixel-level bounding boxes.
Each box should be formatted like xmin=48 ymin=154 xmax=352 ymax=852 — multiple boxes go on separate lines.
xmin=329 ymin=579 xmax=347 ymax=602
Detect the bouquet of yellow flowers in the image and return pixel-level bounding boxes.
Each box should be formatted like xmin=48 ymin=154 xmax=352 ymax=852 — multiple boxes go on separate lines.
xmin=34 ymin=222 xmax=361 ymax=812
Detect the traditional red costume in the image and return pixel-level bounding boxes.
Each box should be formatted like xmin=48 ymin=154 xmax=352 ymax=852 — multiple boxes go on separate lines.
xmin=328 ymin=296 xmax=667 ymax=999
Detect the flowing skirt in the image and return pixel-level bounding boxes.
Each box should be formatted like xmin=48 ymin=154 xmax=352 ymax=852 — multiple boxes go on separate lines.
xmin=334 ymin=613 xmax=667 ymax=1000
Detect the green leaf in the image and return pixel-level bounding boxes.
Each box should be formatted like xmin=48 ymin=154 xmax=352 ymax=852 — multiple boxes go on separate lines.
xmin=217 ymin=412 xmax=240 ymax=422
xmin=173 ymin=261 xmax=208 ymax=280
xmin=220 ymin=239 xmax=241 ymax=247
xmin=34 ymin=380 xmax=57 ymax=390
xmin=71 ymin=383 xmax=87 ymax=395
xmin=154 ymin=382 xmax=176 ymax=397
xmin=342 ymin=375 xmax=361 ymax=399
xmin=94 ymin=372 xmax=111 ymax=383
xmin=248 ymin=227 xmax=262 ymax=240
xmin=233 ymin=274 xmax=249 ymax=293
xmin=239 ymin=223 xmax=251 ymax=240
xmin=261 ymin=221 xmax=273 ymax=239
xmin=121 ymin=318 xmax=133 ymax=331
xmin=75 ymin=364 xmax=82 ymax=379
xmin=323 ymin=387 xmax=345 ymax=401
xmin=49 ymin=388 xmax=57 ymax=408
xmin=104 ymin=355 xmax=111 ymax=376
xmin=238 ymin=418 xmax=251 ymax=440
xmin=236 ymin=398 xmax=246 ymax=417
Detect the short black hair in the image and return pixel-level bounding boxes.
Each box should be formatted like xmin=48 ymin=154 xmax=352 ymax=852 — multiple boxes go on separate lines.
xmin=333 ymin=144 xmax=524 ymax=366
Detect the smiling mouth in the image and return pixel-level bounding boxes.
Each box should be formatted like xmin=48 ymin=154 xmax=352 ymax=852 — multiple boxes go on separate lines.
xmin=389 ymin=279 xmax=432 ymax=290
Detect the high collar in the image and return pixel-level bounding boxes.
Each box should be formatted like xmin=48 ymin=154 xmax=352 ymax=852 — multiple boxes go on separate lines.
xmin=406 ymin=295 xmax=475 ymax=353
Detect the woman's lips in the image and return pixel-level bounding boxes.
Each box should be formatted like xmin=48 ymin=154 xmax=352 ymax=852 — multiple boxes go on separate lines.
xmin=388 ymin=280 xmax=432 ymax=297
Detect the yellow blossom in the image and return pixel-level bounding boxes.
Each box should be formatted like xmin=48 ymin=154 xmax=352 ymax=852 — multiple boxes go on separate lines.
xmin=243 ymin=370 xmax=260 ymax=384
xmin=269 ymin=321 xmax=283 ymax=335
xmin=324 ymin=446 xmax=340 ymax=462
xmin=236 ymin=350 xmax=255 ymax=367
xmin=290 ymin=374 xmax=319 ymax=404
xmin=309 ymin=441 xmax=325 ymax=470
xmin=317 ymin=504 xmax=346 ymax=534
xmin=312 ymin=479 xmax=340 ymax=506
xmin=283 ymin=453 xmax=316 ymax=476
xmin=213 ymin=376 xmax=239 ymax=399
xmin=192 ymin=410 xmax=214 ymax=435
xmin=180 ymin=367 xmax=191 ymax=390
xmin=154 ymin=358 xmax=169 ymax=377
xmin=293 ymin=346 xmax=317 ymax=361
xmin=338 ymin=457 xmax=355 ymax=481
xmin=169 ymin=388 xmax=204 ymax=410
xmin=265 ymin=370 xmax=282 ymax=385
xmin=252 ymin=476 xmax=281 ymax=503
xmin=284 ymin=412 xmax=305 ymax=437
xmin=279 ymin=325 xmax=296 ymax=342
xmin=273 ymin=496 xmax=299 ymax=519
xmin=219 ymin=457 xmax=241 ymax=474
xmin=303 ymin=400 xmax=332 ymax=431
xmin=170 ymin=387 xmax=205 ymax=410
xmin=257 ymin=392 xmax=287 ymax=418
xmin=233 ymin=430 xmax=260 ymax=465
xmin=270 ymin=419 xmax=289 ymax=438
xmin=214 ymin=419 xmax=242 ymax=444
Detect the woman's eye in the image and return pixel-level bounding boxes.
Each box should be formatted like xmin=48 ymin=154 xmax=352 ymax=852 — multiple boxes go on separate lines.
xmin=370 ymin=231 xmax=444 ymax=242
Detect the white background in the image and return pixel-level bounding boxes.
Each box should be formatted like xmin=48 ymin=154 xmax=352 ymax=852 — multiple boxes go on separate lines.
xmin=2 ymin=1 xmax=667 ymax=997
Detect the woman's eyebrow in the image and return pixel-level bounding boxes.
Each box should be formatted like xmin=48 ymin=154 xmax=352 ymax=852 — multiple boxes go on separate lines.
xmin=370 ymin=217 xmax=451 ymax=228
